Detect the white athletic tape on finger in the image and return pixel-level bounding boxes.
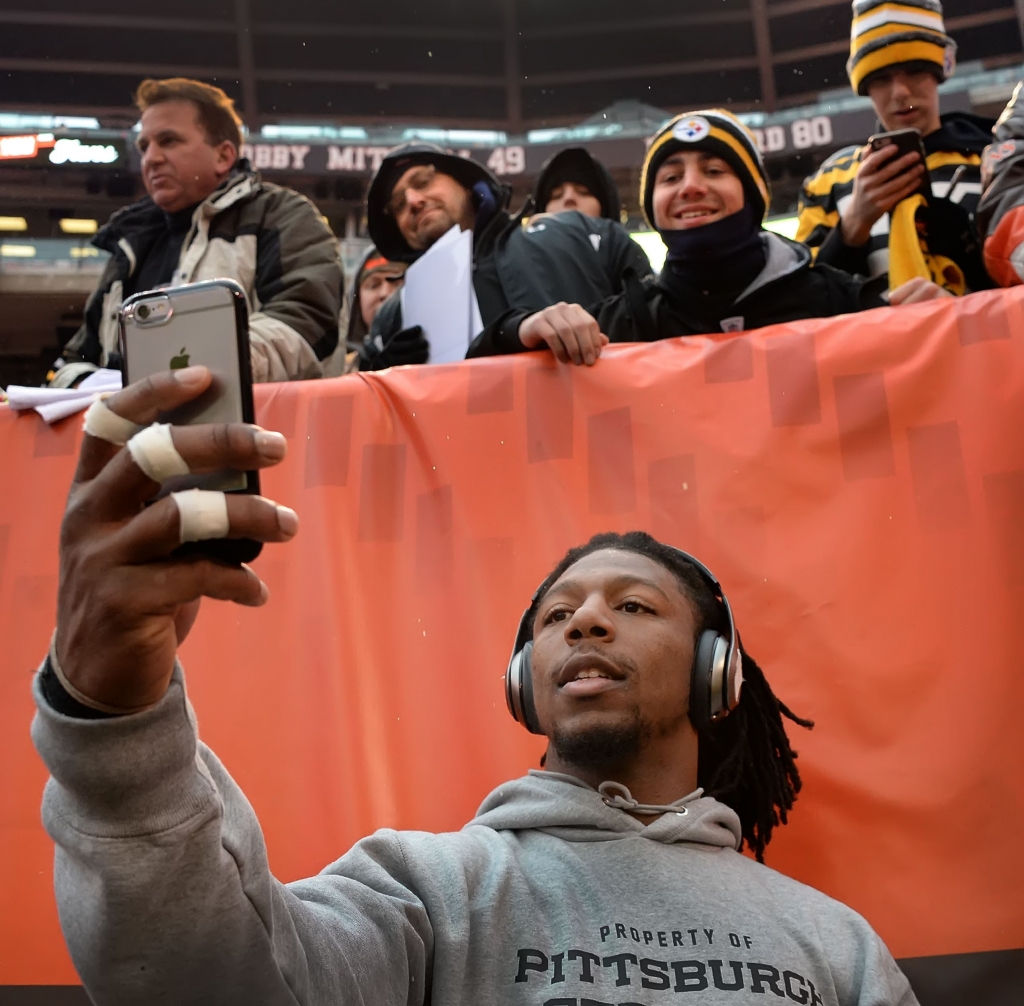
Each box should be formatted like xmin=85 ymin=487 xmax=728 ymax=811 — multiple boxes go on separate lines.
xmin=171 ymin=489 xmax=230 ymax=543
xmin=82 ymin=396 xmax=143 ymax=446
xmin=127 ymin=423 xmax=189 ymax=483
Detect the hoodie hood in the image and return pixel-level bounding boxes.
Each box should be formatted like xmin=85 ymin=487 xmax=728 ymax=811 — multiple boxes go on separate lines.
xmin=925 ymin=111 xmax=996 ymax=156
xmin=737 ymin=230 xmax=812 ymax=301
xmin=366 ymin=142 xmax=508 ymax=263
xmin=469 ymin=770 xmax=742 ymax=849
xmin=533 ymin=146 xmax=621 ymax=220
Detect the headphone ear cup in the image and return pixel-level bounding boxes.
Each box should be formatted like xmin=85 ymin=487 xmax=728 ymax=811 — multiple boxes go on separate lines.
xmin=506 ymin=640 xmax=544 ymax=734
xmin=518 ymin=641 xmax=543 ymax=735
xmin=689 ymin=630 xmax=719 ymax=733
xmin=690 ymin=631 xmax=743 ymax=732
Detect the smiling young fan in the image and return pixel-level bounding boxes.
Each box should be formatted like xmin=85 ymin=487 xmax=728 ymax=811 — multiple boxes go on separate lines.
xmin=32 ymin=373 xmax=919 ymax=1005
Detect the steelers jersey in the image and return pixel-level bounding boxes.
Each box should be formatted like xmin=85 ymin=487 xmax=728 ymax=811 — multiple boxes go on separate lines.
xmin=797 ymin=145 xmax=979 ymax=272
xmin=795 ymin=113 xmax=994 ymax=292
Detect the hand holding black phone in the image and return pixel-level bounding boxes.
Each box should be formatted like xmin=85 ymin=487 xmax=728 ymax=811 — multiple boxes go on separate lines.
xmin=119 ymin=278 xmax=263 ymax=565
xmin=867 ymin=128 xmax=932 ymax=199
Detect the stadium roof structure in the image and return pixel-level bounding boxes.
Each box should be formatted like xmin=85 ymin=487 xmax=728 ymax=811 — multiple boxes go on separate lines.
xmin=0 ymin=0 xmax=1022 ymax=130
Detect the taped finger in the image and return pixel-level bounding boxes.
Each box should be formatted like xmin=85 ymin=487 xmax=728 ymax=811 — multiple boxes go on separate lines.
xmin=111 ymin=490 xmax=297 ymax=563
xmin=82 ymin=396 xmax=144 ymax=446
xmin=171 ymin=489 xmax=230 ymax=543
xmin=127 ymin=423 xmax=190 ymax=484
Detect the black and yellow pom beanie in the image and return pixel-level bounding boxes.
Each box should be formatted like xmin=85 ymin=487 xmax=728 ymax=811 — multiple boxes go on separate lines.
xmin=640 ymin=110 xmax=771 ymax=229
xmin=847 ymin=0 xmax=956 ymax=96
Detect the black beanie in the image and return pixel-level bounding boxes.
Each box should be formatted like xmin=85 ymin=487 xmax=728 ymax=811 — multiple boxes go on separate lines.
xmin=533 ymin=147 xmax=621 ymax=220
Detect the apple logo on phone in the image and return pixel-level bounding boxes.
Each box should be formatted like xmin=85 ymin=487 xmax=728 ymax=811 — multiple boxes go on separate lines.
xmin=170 ymin=347 xmax=190 ymax=370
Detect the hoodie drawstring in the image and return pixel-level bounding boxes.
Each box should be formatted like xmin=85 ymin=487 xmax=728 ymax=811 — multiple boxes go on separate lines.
xmin=598 ymin=781 xmax=704 ymax=816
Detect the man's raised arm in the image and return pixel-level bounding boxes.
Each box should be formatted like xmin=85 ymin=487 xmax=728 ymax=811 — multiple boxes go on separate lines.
xmin=31 ymin=367 xmax=432 ymax=1004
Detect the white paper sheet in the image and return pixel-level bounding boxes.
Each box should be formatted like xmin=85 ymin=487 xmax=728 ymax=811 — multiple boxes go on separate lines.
xmin=400 ymin=225 xmax=476 ymax=364
xmin=4 ymin=368 xmax=122 ymax=423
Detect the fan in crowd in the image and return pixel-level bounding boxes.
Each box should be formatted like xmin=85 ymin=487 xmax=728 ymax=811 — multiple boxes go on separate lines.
xmin=532 ymin=145 xmax=622 ymax=220
xmin=322 ymin=246 xmax=408 ymax=377
xmin=345 ymin=247 xmax=407 ymax=346
xmin=49 ymin=78 xmax=341 ymax=388
xmin=796 ymin=0 xmax=994 ymax=296
xmin=468 ymin=110 xmax=950 ymax=364
xmin=354 ymin=142 xmax=652 ymax=370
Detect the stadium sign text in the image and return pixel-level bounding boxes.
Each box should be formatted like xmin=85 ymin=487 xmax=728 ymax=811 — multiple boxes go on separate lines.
xmin=0 ymin=132 xmax=126 ymax=167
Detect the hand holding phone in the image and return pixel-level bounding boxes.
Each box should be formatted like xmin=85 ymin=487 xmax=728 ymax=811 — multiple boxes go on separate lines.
xmin=840 ymin=129 xmax=931 ymax=247
xmin=55 ymin=367 xmax=296 ymax=713
xmin=120 ymin=279 xmax=263 ymax=564
xmin=867 ymin=128 xmax=931 ymax=199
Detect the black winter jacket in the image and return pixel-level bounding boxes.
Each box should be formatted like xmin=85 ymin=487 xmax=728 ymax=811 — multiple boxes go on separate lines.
xmin=466 ymin=232 xmax=886 ymax=356
xmin=370 ymin=205 xmax=653 ymax=346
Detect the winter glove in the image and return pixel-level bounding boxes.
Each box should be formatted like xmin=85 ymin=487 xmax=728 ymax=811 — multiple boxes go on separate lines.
xmin=357 ymin=326 xmax=429 ymax=371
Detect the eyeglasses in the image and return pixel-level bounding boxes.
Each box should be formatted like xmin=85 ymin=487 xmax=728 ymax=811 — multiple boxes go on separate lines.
xmin=386 ymin=164 xmax=437 ymax=217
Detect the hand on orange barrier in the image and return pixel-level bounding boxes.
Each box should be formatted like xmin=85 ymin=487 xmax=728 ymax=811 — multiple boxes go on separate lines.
xmin=54 ymin=367 xmax=298 ymax=713
xmin=888 ymin=277 xmax=954 ymax=305
xmin=519 ymin=302 xmax=609 ymax=366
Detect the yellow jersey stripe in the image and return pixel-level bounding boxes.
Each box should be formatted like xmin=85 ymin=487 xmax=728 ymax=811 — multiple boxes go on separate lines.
xmin=795 ymin=204 xmax=839 ymax=244
xmin=802 ymin=157 xmax=865 ymax=197
xmin=926 ymin=150 xmax=981 ymax=171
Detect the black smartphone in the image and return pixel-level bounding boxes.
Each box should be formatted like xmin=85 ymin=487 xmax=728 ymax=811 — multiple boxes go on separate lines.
xmin=120 ymin=278 xmax=262 ymax=565
xmin=867 ymin=128 xmax=932 ymax=199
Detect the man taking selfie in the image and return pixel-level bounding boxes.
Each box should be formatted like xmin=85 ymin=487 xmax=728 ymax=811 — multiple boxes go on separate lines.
xmin=32 ymin=368 xmax=917 ymax=1004
xmin=796 ymin=0 xmax=993 ymax=295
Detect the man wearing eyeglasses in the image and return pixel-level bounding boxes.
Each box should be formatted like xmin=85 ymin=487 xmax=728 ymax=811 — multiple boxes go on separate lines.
xmin=356 ymin=143 xmax=652 ymax=370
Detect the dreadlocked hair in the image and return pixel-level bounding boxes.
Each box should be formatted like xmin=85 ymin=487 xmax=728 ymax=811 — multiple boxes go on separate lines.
xmin=527 ymin=531 xmax=813 ymax=863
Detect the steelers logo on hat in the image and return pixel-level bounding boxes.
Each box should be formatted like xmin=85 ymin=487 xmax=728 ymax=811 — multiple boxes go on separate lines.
xmin=672 ymin=116 xmax=711 ymax=143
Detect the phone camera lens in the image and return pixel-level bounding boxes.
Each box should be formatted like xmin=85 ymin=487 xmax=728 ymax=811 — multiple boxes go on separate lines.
xmin=137 ymin=304 xmax=150 ymax=320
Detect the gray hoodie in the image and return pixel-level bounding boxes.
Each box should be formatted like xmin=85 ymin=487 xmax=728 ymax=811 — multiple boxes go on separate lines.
xmin=32 ymin=665 xmax=917 ymax=1006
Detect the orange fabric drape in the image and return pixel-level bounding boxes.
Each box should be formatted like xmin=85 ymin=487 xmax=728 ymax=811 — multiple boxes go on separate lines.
xmin=2 ymin=289 xmax=1023 ymax=984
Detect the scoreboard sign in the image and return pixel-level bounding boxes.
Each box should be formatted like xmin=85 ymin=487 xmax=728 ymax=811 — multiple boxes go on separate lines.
xmin=229 ymin=106 xmax=896 ymax=180
xmin=116 ymin=89 xmax=977 ymax=180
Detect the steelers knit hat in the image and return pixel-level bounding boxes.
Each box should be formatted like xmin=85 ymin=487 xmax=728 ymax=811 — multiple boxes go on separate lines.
xmin=847 ymin=0 xmax=956 ymax=96
xmin=640 ymin=110 xmax=770 ymax=228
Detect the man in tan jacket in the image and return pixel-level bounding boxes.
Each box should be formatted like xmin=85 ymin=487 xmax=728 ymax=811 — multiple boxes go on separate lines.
xmin=51 ymin=78 xmax=341 ymax=387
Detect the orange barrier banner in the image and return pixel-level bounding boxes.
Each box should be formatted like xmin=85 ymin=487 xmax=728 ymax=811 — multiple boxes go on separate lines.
xmin=2 ymin=290 xmax=1023 ymax=1003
